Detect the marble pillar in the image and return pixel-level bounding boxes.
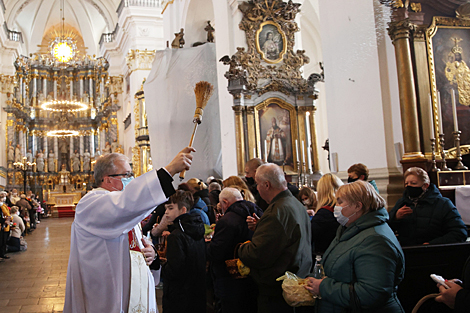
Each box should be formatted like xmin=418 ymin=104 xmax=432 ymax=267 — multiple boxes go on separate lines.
xmin=43 ymin=77 xmax=47 ymax=99
xmin=79 ymin=136 xmax=84 ymax=155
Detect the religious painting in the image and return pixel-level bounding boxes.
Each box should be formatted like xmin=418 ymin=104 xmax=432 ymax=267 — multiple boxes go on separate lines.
xmin=256 ymin=21 xmax=287 ymax=64
xmin=255 ymin=98 xmax=298 ymax=173
xmin=427 ymin=17 xmax=470 ymax=151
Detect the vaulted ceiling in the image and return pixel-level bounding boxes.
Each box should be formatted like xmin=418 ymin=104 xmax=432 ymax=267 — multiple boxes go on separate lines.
xmin=4 ymin=0 xmax=119 ymax=55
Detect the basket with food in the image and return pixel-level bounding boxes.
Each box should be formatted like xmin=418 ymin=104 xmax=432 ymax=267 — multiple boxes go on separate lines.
xmin=276 ymin=271 xmax=315 ymax=307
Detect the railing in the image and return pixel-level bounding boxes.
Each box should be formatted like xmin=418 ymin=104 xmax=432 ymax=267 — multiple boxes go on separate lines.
xmin=3 ymin=23 xmax=23 ymax=43
xmin=99 ymin=24 xmax=119 ymax=48
xmin=117 ymin=0 xmax=162 ymax=17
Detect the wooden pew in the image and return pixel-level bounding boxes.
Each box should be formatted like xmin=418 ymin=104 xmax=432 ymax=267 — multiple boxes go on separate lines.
xmin=398 ymin=242 xmax=470 ymax=312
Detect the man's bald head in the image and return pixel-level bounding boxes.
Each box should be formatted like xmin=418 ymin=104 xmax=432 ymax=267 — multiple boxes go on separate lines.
xmin=245 ymin=158 xmax=264 ymax=178
xmin=219 ymin=187 xmax=243 ymax=213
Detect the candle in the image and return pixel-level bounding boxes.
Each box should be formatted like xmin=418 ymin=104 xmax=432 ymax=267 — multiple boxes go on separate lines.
xmin=253 ymin=148 xmax=256 ymax=159
xmin=437 ymin=91 xmax=443 ymax=134
xmin=295 ymin=140 xmax=299 ymax=163
xmin=429 ymin=94 xmax=434 ymax=139
xmin=307 ymin=144 xmax=312 ymax=173
xmin=264 ymin=140 xmax=268 ymax=162
xmin=451 ymin=89 xmax=459 ymax=132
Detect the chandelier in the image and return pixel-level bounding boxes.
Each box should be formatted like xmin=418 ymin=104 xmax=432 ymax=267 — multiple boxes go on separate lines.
xmin=51 ymin=0 xmax=76 ymax=64
xmin=41 ymin=99 xmax=88 ymax=112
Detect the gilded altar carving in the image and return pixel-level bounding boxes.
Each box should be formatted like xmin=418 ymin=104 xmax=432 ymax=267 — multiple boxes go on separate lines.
xmin=446 ymin=145 xmax=470 ymax=158
xmin=221 ymin=0 xmax=311 ymax=95
xmin=109 ymin=76 xmax=124 ymax=94
xmin=126 ymin=49 xmax=156 ymax=73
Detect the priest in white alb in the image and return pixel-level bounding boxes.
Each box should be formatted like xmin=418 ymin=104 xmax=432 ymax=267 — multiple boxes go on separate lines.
xmin=63 ymin=147 xmax=195 ymax=313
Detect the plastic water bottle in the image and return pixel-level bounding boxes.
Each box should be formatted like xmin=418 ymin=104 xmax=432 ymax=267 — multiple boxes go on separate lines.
xmin=312 ymin=255 xmax=324 ymax=299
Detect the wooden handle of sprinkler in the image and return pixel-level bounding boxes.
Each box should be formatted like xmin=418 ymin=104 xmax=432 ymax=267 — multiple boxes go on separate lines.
xmin=179 ymin=123 xmax=199 ymax=180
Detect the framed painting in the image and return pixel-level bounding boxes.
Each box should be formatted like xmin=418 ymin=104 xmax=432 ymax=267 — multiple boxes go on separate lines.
xmin=427 ymin=17 xmax=470 ymax=151
xmin=255 ymin=21 xmax=287 ymax=64
xmin=254 ymin=98 xmax=298 ymax=173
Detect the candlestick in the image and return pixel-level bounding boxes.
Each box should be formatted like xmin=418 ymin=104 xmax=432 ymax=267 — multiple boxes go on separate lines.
xmin=430 ymin=138 xmax=439 ymax=172
xmin=429 ymin=94 xmax=435 ymax=139
xmin=439 ymin=134 xmax=451 ymax=171
xmin=437 ymin=91 xmax=443 ymax=134
xmin=453 ymin=131 xmax=468 ymax=170
xmin=451 ymin=89 xmax=459 ymax=132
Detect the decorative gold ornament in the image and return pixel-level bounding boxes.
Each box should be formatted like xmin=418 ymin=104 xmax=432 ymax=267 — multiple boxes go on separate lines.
xmin=410 ymin=3 xmax=421 ymax=13
xmin=46 ymin=130 xmax=80 ymax=137
xmin=53 ymin=41 xmax=74 ymax=62
xmin=41 ymin=99 xmax=88 ymax=112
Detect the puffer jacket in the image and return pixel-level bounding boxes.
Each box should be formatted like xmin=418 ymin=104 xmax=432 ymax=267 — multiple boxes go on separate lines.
xmin=162 ymin=212 xmax=206 ymax=313
xmin=318 ymin=208 xmax=405 ymax=313
xmin=388 ymin=183 xmax=467 ymax=246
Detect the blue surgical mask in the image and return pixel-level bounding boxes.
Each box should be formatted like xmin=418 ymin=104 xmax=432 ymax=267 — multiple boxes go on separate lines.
xmin=334 ymin=205 xmax=356 ymax=227
xmin=121 ymin=177 xmax=134 ymax=190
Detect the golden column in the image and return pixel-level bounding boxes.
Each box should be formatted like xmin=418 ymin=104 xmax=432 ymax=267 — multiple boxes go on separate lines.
xmin=233 ymin=105 xmax=246 ymax=176
xmin=389 ymin=19 xmax=424 ymax=160
xmin=307 ymin=107 xmax=320 ymax=173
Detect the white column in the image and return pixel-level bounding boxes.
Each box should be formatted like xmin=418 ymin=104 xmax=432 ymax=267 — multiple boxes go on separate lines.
xmin=43 ymin=77 xmax=47 ymax=99
xmin=70 ymin=136 xmax=74 ymax=156
xmin=33 ymin=77 xmax=37 ymax=98
xmin=19 ymin=77 xmax=23 ymax=103
xmin=70 ymin=78 xmax=73 ymax=100
xmin=44 ymin=136 xmax=48 ymax=156
xmin=53 ymin=79 xmax=57 ymax=99
xmin=19 ymin=131 xmax=24 ymax=154
xmin=32 ymin=134 xmax=37 ymax=156
xmin=90 ymin=134 xmax=95 ymax=157
xmin=89 ymin=76 xmax=93 ymax=103
xmin=79 ymin=136 xmax=84 ymax=155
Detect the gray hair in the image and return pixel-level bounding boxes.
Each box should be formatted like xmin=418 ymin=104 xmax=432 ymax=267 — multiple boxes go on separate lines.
xmin=219 ymin=187 xmax=243 ymax=204
xmin=209 ymin=182 xmax=221 ymax=192
xmin=94 ymin=153 xmax=129 ymax=187
xmin=256 ymin=163 xmax=287 ymax=190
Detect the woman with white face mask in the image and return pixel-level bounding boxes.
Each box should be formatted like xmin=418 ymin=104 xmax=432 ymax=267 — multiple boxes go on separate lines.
xmin=305 ymin=180 xmax=405 ymax=313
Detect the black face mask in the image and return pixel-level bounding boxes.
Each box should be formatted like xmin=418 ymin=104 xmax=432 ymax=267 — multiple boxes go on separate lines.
xmin=245 ymin=176 xmax=255 ymax=186
xmin=347 ymin=177 xmax=359 ymax=183
xmin=406 ymin=186 xmax=424 ymax=198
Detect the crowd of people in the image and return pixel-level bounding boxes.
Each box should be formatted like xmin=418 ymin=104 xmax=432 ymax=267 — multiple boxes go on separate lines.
xmin=0 ymin=189 xmax=47 ymax=261
xmin=3 ymin=147 xmax=467 ymax=313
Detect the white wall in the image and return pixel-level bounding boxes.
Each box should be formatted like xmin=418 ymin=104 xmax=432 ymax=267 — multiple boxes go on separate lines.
xmin=318 ymin=0 xmax=402 ymax=173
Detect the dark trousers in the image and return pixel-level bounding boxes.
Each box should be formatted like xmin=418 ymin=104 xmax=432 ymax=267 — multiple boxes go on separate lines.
xmin=0 ymin=231 xmax=8 ymax=257
xmin=7 ymin=236 xmax=20 ymax=252
xmin=258 ymin=294 xmax=294 ymax=313
xmin=28 ymin=209 xmax=36 ymax=228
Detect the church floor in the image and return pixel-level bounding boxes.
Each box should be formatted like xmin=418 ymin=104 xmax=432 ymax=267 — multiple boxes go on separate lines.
xmin=0 ymin=217 xmax=164 ymax=313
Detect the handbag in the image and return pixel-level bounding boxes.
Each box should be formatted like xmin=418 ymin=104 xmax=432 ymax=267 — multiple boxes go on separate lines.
xmin=225 ymin=242 xmax=250 ymax=279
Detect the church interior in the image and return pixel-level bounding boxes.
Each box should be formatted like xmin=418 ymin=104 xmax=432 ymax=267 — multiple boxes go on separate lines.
xmin=1 ymin=0 xmax=470 ymax=312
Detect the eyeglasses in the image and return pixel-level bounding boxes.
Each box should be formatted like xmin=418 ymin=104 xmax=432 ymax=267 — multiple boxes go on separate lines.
xmin=108 ymin=172 xmax=134 ymax=178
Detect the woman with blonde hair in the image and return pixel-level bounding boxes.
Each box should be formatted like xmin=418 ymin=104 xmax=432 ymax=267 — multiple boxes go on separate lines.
xmin=310 ymin=173 xmax=342 ymax=254
xmin=306 ymin=181 xmax=405 ymax=313
xmin=222 ymin=176 xmax=255 ymax=203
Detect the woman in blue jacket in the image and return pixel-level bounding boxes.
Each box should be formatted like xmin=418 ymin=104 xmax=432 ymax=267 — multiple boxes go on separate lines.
xmin=306 ymin=181 xmax=405 ymax=313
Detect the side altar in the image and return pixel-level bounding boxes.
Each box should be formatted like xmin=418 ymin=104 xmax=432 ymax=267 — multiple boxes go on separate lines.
xmin=45 ymin=166 xmax=84 ymax=218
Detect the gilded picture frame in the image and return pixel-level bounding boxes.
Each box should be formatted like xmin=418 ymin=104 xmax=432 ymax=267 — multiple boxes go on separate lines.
xmin=255 ymin=21 xmax=287 ymax=64
xmin=427 ymin=17 xmax=470 ymax=152
xmin=254 ymin=98 xmax=299 ymax=173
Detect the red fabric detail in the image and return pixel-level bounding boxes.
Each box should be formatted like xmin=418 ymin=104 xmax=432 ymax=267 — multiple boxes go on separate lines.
xmin=322 ymin=205 xmax=334 ymax=213
xmin=128 ymin=228 xmax=141 ymax=252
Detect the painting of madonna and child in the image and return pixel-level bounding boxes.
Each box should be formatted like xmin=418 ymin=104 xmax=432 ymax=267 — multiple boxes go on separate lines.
xmin=258 ymin=102 xmax=296 ymax=173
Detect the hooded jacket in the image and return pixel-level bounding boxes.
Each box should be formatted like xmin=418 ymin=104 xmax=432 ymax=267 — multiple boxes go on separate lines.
xmin=388 ymin=183 xmax=467 ymax=246
xmin=162 ymin=212 xmax=206 ymax=313
xmin=318 ymin=208 xmax=405 ymax=313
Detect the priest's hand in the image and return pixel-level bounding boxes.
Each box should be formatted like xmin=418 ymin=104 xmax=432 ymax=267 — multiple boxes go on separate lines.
xmin=164 ymin=147 xmax=196 ymax=177
xmin=141 ymin=237 xmax=156 ymax=266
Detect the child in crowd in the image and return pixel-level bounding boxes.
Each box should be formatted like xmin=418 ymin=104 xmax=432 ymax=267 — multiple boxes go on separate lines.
xmin=162 ymin=190 xmax=206 ymax=313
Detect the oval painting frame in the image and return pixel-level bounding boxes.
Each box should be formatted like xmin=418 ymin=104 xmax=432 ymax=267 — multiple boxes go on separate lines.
xmin=255 ymin=21 xmax=287 ymax=64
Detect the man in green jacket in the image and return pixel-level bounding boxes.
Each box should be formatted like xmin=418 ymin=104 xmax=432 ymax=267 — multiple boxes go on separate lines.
xmin=238 ymin=163 xmax=312 ymax=313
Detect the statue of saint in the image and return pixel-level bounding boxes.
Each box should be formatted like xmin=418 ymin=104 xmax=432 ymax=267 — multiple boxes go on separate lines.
xmin=72 ymin=150 xmax=80 ymax=172
xmin=205 ymin=21 xmax=215 ymax=43
xmin=36 ymin=150 xmax=44 ymax=172
xmin=59 ymin=164 xmax=70 ymax=185
xmin=26 ymin=149 xmax=33 ymax=163
xmin=15 ymin=144 xmax=22 ymax=163
xmin=7 ymin=142 xmax=14 ymax=162
xmin=102 ymin=142 xmax=112 ymax=155
xmin=266 ymin=117 xmax=287 ymax=165
xmin=48 ymin=150 xmax=55 ymax=172
xmin=111 ymin=139 xmax=119 ymax=152
xmin=83 ymin=149 xmax=91 ymax=172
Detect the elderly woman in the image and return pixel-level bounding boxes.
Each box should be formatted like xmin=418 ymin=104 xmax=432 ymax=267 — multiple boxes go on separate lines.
xmin=306 ymin=180 xmax=405 ymax=312
xmin=389 ymin=167 xmax=467 ymax=246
